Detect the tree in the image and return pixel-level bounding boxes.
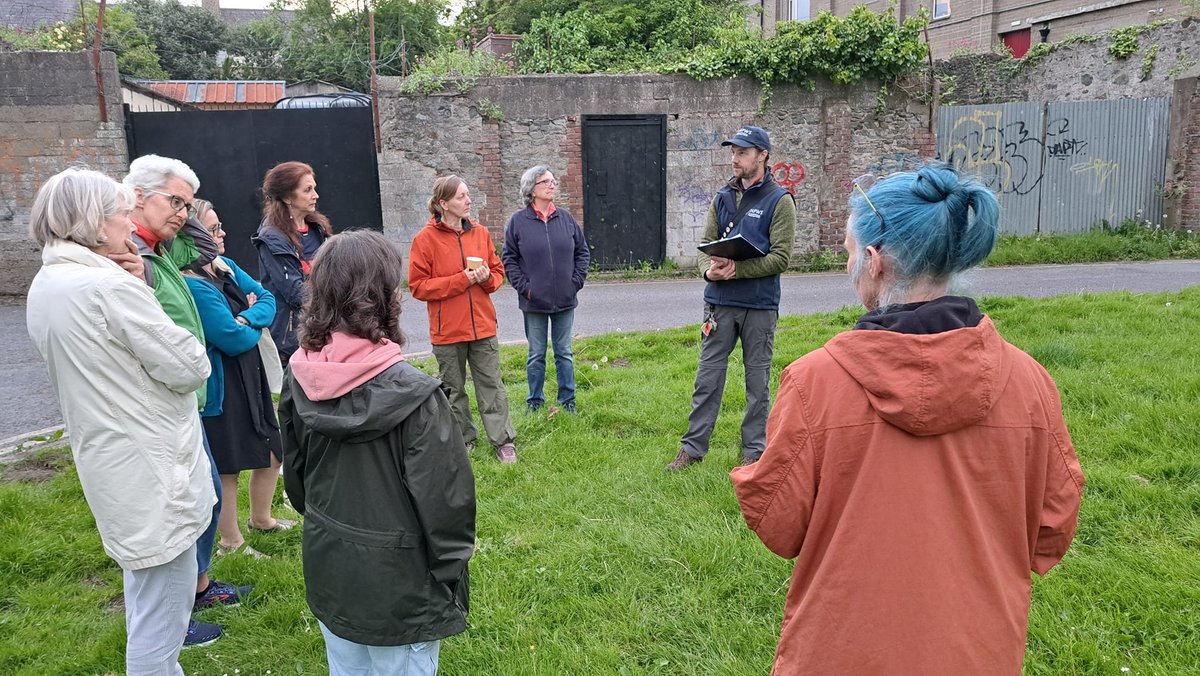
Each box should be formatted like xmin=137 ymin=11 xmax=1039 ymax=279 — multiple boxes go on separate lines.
xmin=0 ymin=4 xmax=167 ymax=79
xmin=123 ymin=0 xmax=230 ymax=80
xmin=274 ymin=0 xmax=449 ymax=91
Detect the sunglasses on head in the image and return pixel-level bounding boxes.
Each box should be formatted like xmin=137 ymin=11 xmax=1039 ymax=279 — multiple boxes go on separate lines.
xmin=851 ymin=173 xmax=897 ymax=236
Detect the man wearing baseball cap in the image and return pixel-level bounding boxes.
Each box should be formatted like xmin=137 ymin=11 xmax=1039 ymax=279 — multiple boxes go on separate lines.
xmin=668 ymin=125 xmax=796 ymax=471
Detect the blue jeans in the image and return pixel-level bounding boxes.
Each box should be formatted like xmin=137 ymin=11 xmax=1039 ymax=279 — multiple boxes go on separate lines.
xmin=523 ymin=309 xmax=576 ymax=408
xmin=320 ymin=621 xmax=440 ymax=676
xmin=196 ymin=426 xmax=221 ymax=577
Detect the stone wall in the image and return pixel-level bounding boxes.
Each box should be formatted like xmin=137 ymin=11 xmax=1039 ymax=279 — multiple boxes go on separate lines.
xmin=938 ymin=19 xmax=1200 ymax=105
xmin=0 ymin=51 xmax=127 ymax=296
xmin=377 ymin=73 xmax=936 ymax=270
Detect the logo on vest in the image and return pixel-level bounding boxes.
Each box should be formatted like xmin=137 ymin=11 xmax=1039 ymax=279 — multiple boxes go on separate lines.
xmin=746 ymin=208 xmax=765 ymax=220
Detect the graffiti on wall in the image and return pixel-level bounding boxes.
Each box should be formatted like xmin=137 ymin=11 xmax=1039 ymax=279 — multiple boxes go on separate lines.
xmin=673 ymin=129 xmax=724 ymax=151
xmin=771 ymin=162 xmax=806 ymax=195
xmin=943 ymin=110 xmax=1045 ymax=195
xmin=862 ymin=152 xmax=921 ymax=177
xmin=1070 ymin=158 xmax=1120 ymax=189
xmin=675 ymin=174 xmax=714 ymax=223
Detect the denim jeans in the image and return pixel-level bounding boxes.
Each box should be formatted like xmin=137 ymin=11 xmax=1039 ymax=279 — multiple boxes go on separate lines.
xmin=523 ymin=309 xmax=575 ymax=408
xmin=196 ymin=426 xmax=221 ymax=576
xmin=320 ymin=621 xmax=440 ymax=676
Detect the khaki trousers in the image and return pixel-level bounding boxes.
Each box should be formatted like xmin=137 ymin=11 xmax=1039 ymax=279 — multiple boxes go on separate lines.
xmin=432 ymin=336 xmax=517 ymax=448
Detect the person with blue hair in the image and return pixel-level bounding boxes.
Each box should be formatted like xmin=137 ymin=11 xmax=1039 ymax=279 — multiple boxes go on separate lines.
xmin=730 ymin=164 xmax=1084 ymax=674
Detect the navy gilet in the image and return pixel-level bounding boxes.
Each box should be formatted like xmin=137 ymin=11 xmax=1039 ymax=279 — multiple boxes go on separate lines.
xmin=704 ymin=173 xmax=790 ymax=310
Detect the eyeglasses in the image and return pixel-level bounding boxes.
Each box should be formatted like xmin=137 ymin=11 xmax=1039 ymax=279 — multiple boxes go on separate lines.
xmin=144 ymin=189 xmax=196 ymax=218
xmin=535 ymin=178 xmax=559 ymax=188
xmin=207 ymin=223 xmax=224 ymax=235
xmin=851 ymin=174 xmax=888 ymax=236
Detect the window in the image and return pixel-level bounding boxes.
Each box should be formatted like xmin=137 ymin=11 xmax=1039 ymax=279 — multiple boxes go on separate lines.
xmin=791 ymin=0 xmax=810 ymax=21
xmin=933 ymin=0 xmax=950 ymax=20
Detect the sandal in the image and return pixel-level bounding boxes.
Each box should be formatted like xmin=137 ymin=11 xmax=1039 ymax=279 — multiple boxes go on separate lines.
xmin=246 ymin=517 xmax=297 ymax=533
xmin=217 ymin=542 xmax=270 ymax=559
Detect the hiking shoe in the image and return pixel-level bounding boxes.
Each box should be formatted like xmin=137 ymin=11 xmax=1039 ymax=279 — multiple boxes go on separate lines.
xmin=495 ymin=442 xmax=518 ymax=464
xmin=465 ymin=440 xmax=477 ymax=452
xmin=526 ymin=403 xmax=543 ymax=414
xmin=193 ymin=580 xmax=254 ymax=611
xmin=246 ymin=517 xmax=296 ymax=533
xmin=666 ymin=448 xmax=702 ymax=471
xmin=184 ymin=619 xmax=222 ymax=647
xmin=737 ymin=454 xmax=760 ymax=467
xmin=562 ymin=402 xmax=577 ymax=414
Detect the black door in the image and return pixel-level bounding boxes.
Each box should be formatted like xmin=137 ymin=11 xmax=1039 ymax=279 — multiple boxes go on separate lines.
xmin=582 ymin=115 xmax=666 ymax=268
xmin=125 ymin=107 xmax=381 ymax=271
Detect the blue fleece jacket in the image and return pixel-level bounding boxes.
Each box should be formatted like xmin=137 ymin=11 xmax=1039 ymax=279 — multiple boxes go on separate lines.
xmin=501 ymin=205 xmax=590 ymax=314
xmin=184 ymin=256 xmax=276 ymax=417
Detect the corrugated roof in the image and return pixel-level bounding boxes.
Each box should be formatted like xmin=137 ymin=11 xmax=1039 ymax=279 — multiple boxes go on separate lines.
xmin=140 ymin=80 xmax=286 ymax=105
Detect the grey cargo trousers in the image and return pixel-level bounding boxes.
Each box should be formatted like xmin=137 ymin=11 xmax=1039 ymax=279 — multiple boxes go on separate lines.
xmin=680 ymin=303 xmax=778 ymax=461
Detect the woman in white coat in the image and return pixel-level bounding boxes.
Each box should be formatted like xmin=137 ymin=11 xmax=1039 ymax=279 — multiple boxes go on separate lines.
xmin=25 ymin=168 xmax=217 ymax=675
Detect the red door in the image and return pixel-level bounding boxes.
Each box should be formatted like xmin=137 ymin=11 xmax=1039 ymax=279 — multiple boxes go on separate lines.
xmin=1001 ymin=28 xmax=1032 ymax=58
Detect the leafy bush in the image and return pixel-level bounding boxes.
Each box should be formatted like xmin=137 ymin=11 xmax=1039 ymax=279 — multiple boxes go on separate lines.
xmin=400 ymin=46 xmax=515 ymax=94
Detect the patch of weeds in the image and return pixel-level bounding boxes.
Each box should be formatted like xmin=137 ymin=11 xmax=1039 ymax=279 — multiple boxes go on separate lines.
xmin=1139 ymin=44 xmax=1161 ymax=81
xmin=476 ymin=97 xmax=504 ymax=123
xmin=0 ymin=446 xmax=72 ymax=484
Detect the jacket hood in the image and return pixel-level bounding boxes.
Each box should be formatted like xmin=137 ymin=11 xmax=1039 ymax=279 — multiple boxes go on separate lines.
xmin=290 ymin=332 xmax=406 ymax=401
xmin=823 ymin=316 xmax=1014 ymax=436
xmin=287 ymin=335 xmax=434 ymax=443
xmin=41 ymin=239 xmax=124 ymax=270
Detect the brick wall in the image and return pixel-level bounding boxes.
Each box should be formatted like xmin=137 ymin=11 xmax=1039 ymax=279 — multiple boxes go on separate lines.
xmin=0 ymin=51 xmax=127 ymax=296
xmin=378 ymin=73 xmax=936 ymax=270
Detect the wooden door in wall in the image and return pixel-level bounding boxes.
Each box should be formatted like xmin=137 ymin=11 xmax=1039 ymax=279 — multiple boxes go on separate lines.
xmin=1001 ymin=28 xmax=1031 ymax=58
xmin=582 ymin=115 xmax=666 ymax=268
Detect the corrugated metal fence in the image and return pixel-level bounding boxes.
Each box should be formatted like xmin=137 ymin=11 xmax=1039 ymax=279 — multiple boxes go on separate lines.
xmin=938 ymin=98 xmax=1170 ymax=234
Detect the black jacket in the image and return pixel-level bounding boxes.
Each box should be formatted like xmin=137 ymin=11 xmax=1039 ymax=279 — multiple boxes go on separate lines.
xmin=501 ymin=205 xmax=590 ymax=314
xmin=279 ymin=362 xmax=476 ymax=646
xmin=252 ymin=223 xmax=326 ymax=357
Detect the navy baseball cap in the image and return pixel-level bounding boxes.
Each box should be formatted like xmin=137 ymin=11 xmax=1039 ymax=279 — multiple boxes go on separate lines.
xmin=721 ymin=126 xmax=771 ymax=151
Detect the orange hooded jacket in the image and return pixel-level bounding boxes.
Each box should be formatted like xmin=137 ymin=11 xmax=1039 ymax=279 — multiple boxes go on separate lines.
xmin=731 ymin=315 xmax=1084 ymax=675
xmin=408 ymin=216 xmax=505 ymax=346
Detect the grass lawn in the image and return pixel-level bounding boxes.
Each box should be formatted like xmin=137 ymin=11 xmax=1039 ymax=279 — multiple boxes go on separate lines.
xmin=2 ymin=288 xmax=1198 ymax=674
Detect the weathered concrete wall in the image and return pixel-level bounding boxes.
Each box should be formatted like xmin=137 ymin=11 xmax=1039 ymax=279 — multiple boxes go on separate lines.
xmin=939 ymin=18 xmax=1200 ymax=105
xmin=1166 ymin=76 xmax=1200 ymax=230
xmin=377 ymin=73 xmax=936 ymax=270
xmin=0 ymin=51 xmax=127 ymax=295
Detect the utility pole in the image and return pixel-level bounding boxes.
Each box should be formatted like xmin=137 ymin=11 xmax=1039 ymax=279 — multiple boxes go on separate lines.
xmin=369 ymin=9 xmax=381 ymax=154
xmin=92 ymin=0 xmax=108 ymax=123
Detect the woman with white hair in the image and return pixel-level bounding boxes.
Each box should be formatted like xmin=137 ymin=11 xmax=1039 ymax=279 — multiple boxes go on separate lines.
xmin=731 ymin=164 xmax=1084 ymax=674
xmin=501 ymin=166 xmax=590 ymax=414
xmin=25 ymin=168 xmax=217 ymax=674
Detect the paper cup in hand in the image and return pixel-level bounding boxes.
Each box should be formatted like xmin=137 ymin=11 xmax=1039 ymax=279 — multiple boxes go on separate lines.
xmin=466 ymin=256 xmax=484 ymax=270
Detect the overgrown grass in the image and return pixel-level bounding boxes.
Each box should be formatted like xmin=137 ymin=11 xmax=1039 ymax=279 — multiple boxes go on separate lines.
xmin=987 ymin=220 xmax=1200 ymax=267
xmin=2 ymin=289 xmax=1199 ymax=673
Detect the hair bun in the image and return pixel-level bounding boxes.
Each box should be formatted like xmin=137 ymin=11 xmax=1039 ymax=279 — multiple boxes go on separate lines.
xmin=911 ymin=165 xmax=958 ymax=203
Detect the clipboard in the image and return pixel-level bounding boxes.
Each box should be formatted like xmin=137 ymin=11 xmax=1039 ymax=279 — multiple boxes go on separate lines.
xmin=697 ymin=234 xmax=766 ymax=261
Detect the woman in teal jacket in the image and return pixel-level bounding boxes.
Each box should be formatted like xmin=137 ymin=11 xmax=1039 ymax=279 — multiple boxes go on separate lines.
xmin=185 ymin=199 xmax=292 ymax=559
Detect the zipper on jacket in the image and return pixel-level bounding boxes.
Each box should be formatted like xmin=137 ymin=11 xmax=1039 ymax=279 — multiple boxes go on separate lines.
xmin=543 ymin=217 xmax=557 ymax=284
xmin=456 ymin=233 xmax=479 ymax=341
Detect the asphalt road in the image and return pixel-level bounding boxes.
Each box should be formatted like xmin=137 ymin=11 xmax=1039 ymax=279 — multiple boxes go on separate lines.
xmin=4 ymin=259 xmax=1197 ymax=443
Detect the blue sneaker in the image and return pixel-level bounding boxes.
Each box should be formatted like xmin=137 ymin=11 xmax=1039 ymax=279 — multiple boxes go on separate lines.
xmin=193 ymin=580 xmax=254 ymax=611
xmin=184 ymin=619 xmax=222 ymax=647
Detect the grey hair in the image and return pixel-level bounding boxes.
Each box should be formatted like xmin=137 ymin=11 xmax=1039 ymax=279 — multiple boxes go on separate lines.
xmin=122 ymin=153 xmax=201 ymax=193
xmin=847 ymin=213 xmax=966 ymax=311
xmin=519 ymin=165 xmax=552 ymax=206
xmin=192 ymin=198 xmax=215 ymax=225
xmin=29 ymin=168 xmax=135 ymax=248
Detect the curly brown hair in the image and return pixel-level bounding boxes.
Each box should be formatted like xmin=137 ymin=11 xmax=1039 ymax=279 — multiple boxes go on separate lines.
xmin=298 ymin=230 xmax=406 ymax=352
xmin=261 ymin=161 xmax=333 ymax=253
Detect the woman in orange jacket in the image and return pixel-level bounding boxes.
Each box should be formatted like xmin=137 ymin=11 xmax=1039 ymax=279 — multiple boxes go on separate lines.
xmin=731 ymin=165 xmax=1084 ymax=675
xmin=408 ymin=175 xmax=518 ymax=463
